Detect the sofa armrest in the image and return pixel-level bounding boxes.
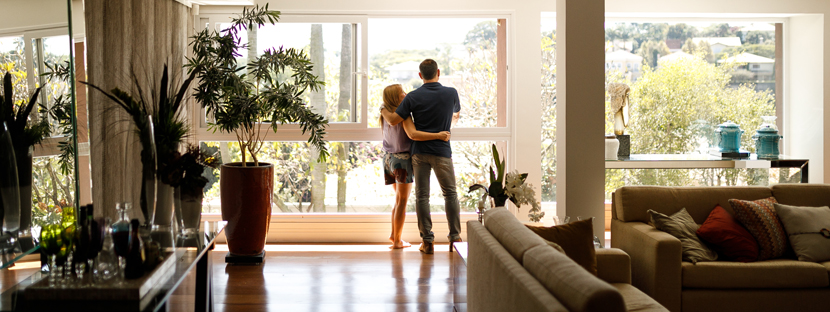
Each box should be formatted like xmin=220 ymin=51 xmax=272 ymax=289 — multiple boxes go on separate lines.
xmin=611 ymin=220 xmax=682 ymax=312
xmin=596 ymin=248 xmax=631 ymax=284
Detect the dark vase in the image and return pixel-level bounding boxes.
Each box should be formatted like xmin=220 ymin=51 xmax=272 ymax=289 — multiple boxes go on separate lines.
xmin=221 ymin=162 xmax=273 ymax=256
xmin=493 ymin=195 xmax=509 ymax=208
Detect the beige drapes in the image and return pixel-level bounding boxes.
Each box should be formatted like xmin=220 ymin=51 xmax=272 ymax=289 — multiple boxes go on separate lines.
xmin=85 ymin=0 xmax=194 ymax=221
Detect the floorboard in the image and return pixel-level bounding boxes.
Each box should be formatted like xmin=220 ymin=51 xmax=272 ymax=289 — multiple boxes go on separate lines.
xmin=168 ymin=243 xmax=467 ymax=312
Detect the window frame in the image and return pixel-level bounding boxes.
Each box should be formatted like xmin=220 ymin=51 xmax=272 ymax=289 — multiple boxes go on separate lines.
xmin=191 ymin=11 xmax=516 ymax=219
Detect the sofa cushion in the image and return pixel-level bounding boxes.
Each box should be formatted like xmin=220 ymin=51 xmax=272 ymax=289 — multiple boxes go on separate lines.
xmin=774 ymin=203 xmax=830 ymax=262
xmin=614 ymin=186 xmax=772 ymax=224
xmin=648 ymin=208 xmax=717 ymax=264
xmin=729 ymin=197 xmax=789 ymax=261
xmin=483 ymin=208 xmax=547 ymax=264
xmin=681 ymin=259 xmax=829 ymax=289
xmin=523 ymin=244 xmax=626 ymax=312
xmin=822 ymin=261 xmax=830 ymax=281
xmin=771 ymin=184 xmax=830 ymax=207
xmin=526 ymin=218 xmax=597 ymax=274
xmin=611 ymin=284 xmax=670 ymax=312
xmin=696 ymin=205 xmax=759 ymax=262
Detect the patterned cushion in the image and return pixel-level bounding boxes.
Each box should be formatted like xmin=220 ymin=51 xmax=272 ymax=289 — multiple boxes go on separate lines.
xmin=728 ymin=197 xmax=789 ymax=260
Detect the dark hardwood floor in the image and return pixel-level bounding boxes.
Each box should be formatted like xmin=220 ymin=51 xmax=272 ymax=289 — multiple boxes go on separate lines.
xmin=169 ymin=244 xmax=467 ymax=312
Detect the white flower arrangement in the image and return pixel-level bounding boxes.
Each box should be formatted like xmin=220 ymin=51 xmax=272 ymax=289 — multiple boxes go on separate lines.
xmin=503 ymin=170 xmax=546 ymax=222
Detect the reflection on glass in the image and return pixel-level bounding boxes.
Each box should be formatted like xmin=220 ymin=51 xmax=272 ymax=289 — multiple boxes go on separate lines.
xmin=200 ymin=141 xmax=499 ymax=214
xmin=0 ymin=122 xmax=21 ymax=233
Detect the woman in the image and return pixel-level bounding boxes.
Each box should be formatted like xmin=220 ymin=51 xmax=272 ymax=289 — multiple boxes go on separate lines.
xmin=379 ymin=84 xmax=450 ymax=249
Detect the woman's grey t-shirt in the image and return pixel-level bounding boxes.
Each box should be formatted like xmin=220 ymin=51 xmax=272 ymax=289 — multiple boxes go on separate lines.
xmin=382 ymin=114 xmax=412 ymax=153
xmin=395 ymin=82 xmax=460 ymax=158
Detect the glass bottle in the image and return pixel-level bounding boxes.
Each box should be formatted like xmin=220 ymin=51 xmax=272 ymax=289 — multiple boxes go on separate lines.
xmin=95 ymin=218 xmax=118 ymax=286
xmin=111 ymin=203 xmax=132 ymax=284
xmin=86 ymin=205 xmax=100 ymax=279
xmin=125 ymin=219 xmax=145 ymax=279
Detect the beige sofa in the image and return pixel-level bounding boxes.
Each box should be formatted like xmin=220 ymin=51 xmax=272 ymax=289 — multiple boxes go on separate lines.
xmin=468 ymin=208 xmax=667 ymax=312
xmin=611 ymin=184 xmax=830 ymax=312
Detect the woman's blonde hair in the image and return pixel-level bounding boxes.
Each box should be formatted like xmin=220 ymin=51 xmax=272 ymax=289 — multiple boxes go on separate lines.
xmin=379 ymin=84 xmax=405 ymax=127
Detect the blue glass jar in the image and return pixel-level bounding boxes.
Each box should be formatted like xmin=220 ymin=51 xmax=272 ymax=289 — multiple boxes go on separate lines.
xmin=715 ymin=121 xmax=744 ymax=153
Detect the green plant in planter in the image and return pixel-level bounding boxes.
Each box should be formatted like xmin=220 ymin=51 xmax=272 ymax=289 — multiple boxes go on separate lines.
xmin=186 ymin=4 xmax=329 ymax=165
xmin=1 ymin=71 xmax=50 ymax=233
xmin=1 ymin=72 xmax=49 ymax=156
xmin=84 ymin=64 xmax=197 ymax=224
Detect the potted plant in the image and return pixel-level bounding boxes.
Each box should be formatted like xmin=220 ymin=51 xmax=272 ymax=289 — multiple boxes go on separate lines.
xmin=186 ymin=5 xmax=328 ymax=258
xmin=0 ymin=71 xmax=49 ymax=237
xmin=469 ymin=144 xmax=545 ymax=222
xmin=84 ymin=64 xmax=197 ymax=227
xmin=167 ymin=144 xmax=219 ymax=235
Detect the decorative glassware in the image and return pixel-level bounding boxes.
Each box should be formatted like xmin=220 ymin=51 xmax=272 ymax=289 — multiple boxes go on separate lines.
xmin=760 ymin=116 xmax=778 ymax=131
xmin=40 ymin=224 xmax=61 ymax=288
xmin=111 ymin=203 xmax=132 ymax=284
xmin=125 ymin=219 xmax=144 ymax=279
xmin=95 ymin=218 xmax=118 ymax=286
xmin=0 ymin=122 xmax=20 ymax=235
xmin=178 ymin=186 xmax=204 ymax=237
xmin=140 ymin=116 xmax=157 ymax=228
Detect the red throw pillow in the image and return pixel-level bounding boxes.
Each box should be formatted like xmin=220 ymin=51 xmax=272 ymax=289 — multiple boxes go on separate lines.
xmin=696 ymin=205 xmax=759 ymax=262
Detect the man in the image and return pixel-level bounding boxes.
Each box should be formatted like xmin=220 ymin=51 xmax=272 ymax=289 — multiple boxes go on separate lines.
xmin=380 ymin=59 xmax=461 ymax=254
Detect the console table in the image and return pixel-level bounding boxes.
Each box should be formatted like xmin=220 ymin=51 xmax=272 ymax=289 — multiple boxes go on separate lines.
xmin=606 ymin=154 xmax=809 ymax=183
xmin=0 ymin=221 xmax=225 ymax=312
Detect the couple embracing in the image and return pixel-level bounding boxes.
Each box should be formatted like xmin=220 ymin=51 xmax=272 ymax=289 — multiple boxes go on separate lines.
xmin=379 ymin=59 xmax=461 ymax=254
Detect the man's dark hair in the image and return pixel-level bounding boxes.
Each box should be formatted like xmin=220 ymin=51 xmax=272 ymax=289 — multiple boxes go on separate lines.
xmin=419 ymin=59 xmax=438 ymax=80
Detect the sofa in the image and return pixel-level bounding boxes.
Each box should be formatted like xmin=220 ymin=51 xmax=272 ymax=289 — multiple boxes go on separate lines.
xmin=611 ymin=184 xmax=830 ymax=312
xmin=467 ymin=208 xmax=668 ymax=312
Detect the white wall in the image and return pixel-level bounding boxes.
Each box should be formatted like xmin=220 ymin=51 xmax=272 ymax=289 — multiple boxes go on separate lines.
xmin=787 ymin=15 xmax=824 ymax=182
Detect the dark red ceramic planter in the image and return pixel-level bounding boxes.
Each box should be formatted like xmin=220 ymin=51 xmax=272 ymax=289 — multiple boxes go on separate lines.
xmin=220 ymin=162 xmax=273 ymax=256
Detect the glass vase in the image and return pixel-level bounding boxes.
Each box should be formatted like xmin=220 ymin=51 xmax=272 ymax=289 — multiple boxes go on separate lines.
xmin=0 ymin=122 xmax=20 ymax=235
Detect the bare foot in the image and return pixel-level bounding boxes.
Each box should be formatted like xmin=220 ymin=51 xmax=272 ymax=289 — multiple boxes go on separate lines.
xmin=390 ymin=240 xmax=412 ymax=249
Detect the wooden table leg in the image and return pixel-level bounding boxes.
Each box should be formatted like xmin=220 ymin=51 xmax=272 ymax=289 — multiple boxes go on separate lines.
xmin=196 ymin=242 xmax=214 ymax=312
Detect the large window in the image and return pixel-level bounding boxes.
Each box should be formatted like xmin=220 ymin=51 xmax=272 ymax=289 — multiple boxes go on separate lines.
xmin=602 ymin=21 xmax=793 ymax=198
xmin=540 ymin=14 xmax=556 ymax=207
xmin=195 ymin=14 xmax=510 ymax=215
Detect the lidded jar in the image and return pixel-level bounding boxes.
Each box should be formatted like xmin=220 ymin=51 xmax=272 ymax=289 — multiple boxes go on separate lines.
xmin=715 ymin=121 xmax=744 ymax=153
xmin=752 ymin=116 xmax=782 ymax=159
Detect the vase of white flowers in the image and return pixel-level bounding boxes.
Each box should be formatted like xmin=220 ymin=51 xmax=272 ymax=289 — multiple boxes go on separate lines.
xmin=468 ymin=144 xmax=546 ymax=222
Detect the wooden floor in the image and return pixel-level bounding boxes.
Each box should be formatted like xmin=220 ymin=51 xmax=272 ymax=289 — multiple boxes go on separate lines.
xmin=168 ymin=244 xmax=467 ymax=312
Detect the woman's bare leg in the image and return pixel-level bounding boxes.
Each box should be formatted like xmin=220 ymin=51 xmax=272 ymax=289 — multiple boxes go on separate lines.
xmin=390 ymin=184 xmax=397 ymax=243
xmin=391 ymin=182 xmax=413 ymax=249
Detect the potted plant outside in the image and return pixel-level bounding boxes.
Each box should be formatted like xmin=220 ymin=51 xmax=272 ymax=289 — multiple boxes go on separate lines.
xmin=186 ymin=5 xmax=329 ymax=258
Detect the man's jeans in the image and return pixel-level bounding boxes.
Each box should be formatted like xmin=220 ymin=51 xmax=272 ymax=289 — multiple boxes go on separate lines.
xmin=412 ymin=154 xmax=461 ymax=243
